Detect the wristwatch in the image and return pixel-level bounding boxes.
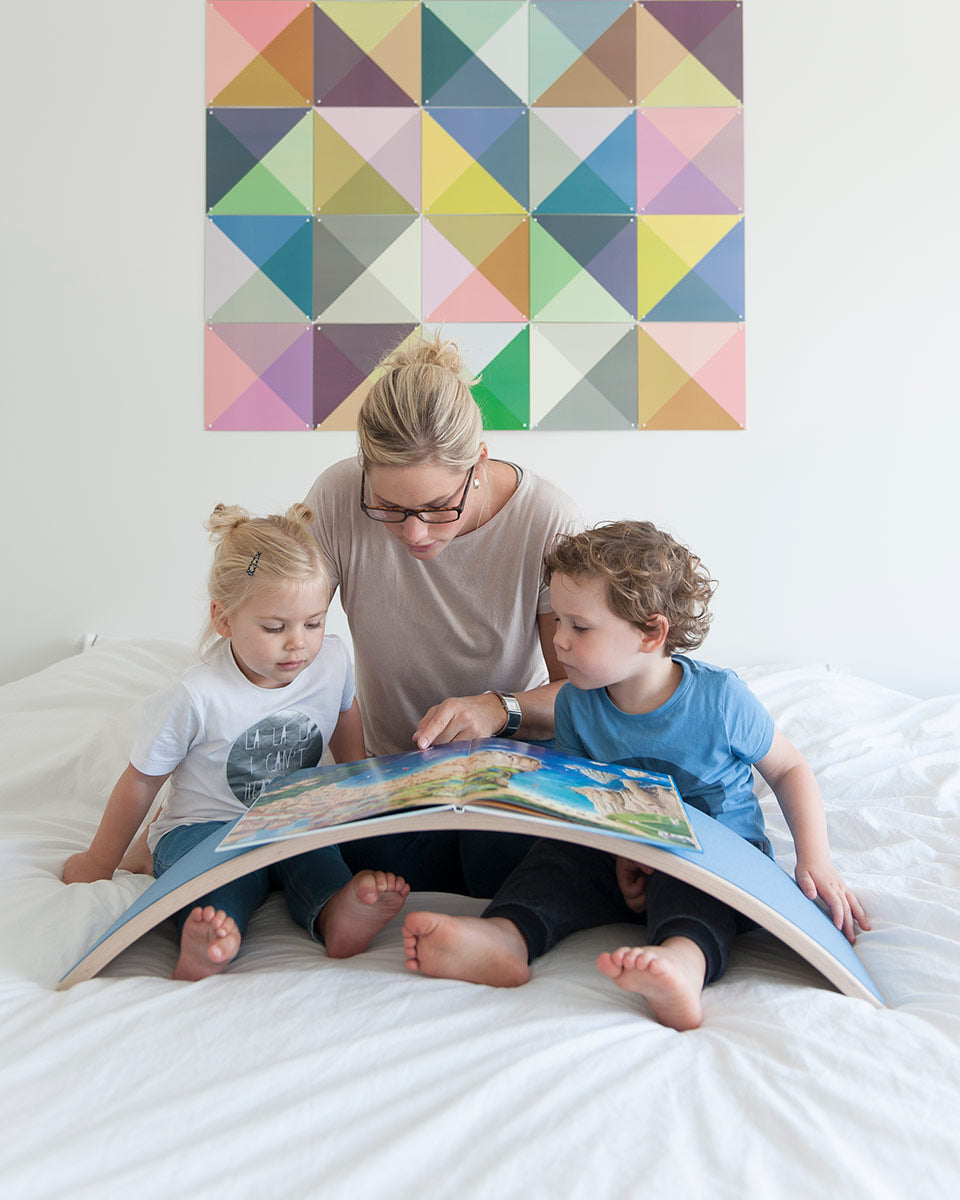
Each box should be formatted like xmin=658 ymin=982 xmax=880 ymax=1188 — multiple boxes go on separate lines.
xmin=493 ymin=692 xmax=523 ymax=738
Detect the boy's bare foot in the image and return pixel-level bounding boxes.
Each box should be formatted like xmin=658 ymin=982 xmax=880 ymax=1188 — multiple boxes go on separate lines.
xmin=596 ymin=938 xmax=707 ymax=1031
xmin=318 ymin=870 xmax=410 ymax=958
xmin=173 ymin=906 xmax=241 ymax=981
xmin=401 ymin=913 xmax=530 ymax=987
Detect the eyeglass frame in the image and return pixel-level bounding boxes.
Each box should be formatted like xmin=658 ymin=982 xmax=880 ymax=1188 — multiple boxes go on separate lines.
xmin=359 ymin=464 xmax=476 ymax=524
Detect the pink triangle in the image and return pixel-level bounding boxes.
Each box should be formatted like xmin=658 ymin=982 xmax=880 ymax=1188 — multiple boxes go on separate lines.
xmin=206 ymin=9 xmax=259 ymax=102
xmin=209 ymin=378 xmax=309 ymax=431
xmin=422 ymin=221 xmax=474 ymax=315
xmin=642 ymin=107 xmax=739 ymax=161
xmin=210 ymin=1 xmax=306 ymax=54
xmin=426 ymin=268 xmax=526 ymax=323
xmin=643 ymin=323 xmax=739 ymax=377
xmin=694 ymin=327 xmax=745 ymax=425
xmin=636 ymin=114 xmax=693 ymax=210
xmin=205 ymin=328 xmax=260 ymax=424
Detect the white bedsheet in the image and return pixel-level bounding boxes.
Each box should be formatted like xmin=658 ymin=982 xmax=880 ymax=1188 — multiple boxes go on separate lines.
xmin=1 ymin=639 xmax=958 ymax=1199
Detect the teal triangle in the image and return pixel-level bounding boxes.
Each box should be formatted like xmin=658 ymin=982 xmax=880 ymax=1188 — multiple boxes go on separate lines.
xmin=260 ymin=223 xmax=314 ymax=316
xmin=422 ymin=8 xmax=475 ymax=101
xmin=534 ymin=162 xmax=632 ymax=215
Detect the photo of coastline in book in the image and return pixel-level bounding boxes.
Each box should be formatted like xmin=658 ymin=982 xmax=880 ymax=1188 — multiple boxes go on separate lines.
xmin=218 ymin=739 xmax=701 ymax=854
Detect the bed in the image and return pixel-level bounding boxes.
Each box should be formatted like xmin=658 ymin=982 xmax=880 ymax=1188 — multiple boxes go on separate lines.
xmin=1 ymin=638 xmax=958 ymax=1198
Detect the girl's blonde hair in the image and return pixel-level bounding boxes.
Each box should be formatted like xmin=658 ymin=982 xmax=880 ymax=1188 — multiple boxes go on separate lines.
xmin=358 ymin=333 xmax=483 ymax=472
xmin=198 ymin=503 xmax=328 ymax=657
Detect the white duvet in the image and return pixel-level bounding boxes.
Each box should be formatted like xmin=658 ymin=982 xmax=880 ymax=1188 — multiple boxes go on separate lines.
xmin=1 ymin=639 xmax=958 ymax=1199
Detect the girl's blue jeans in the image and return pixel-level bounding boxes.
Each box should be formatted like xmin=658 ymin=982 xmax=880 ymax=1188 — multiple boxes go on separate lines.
xmin=153 ymin=821 xmax=354 ymax=943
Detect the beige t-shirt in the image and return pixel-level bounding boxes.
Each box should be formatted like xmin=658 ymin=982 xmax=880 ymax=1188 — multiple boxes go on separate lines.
xmin=304 ymin=458 xmax=581 ymax=756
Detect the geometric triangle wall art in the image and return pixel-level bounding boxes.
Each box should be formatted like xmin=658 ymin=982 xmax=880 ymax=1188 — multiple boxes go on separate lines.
xmin=423 ymin=321 xmax=531 ymax=429
xmin=423 ymin=0 xmax=528 ymax=106
xmin=637 ymin=322 xmax=744 ymax=429
xmin=205 ymin=323 xmax=314 ymax=430
xmin=530 ymin=1 xmax=637 ymax=106
xmin=205 ymin=2 xmax=745 ymax=432
xmin=316 ymin=1 xmax=420 ymax=106
xmin=638 ymin=1 xmax=742 ymax=106
xmin=207 ymin=1 xmax=315 ymax=107
xmin=530 ymin=322 xmax=639 ymax=429
xmin=314 ymin=322 xmax=419 ymax=429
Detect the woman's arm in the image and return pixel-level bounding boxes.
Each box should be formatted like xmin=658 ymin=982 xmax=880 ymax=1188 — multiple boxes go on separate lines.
xmin=755 ymin=728 xmax=870 ymax=942
xmin=413 ymin=612 xmax=568 ymax=749
xmin=328 ymin=698 xmax=366 ymax=763
xmin=63 ymin=764 xmax=171 ymax=883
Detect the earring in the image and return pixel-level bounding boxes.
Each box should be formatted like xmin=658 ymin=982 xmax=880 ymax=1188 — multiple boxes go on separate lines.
xmin=473 ymin=476 xmax=481 ymax=488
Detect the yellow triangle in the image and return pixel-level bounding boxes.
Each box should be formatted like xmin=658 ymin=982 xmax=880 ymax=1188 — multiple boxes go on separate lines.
xmin=422 ymin=114 xmax=476 ymax=209
xmin=320 ymin=1 xmax=417 ymax=55
xmin=643 ymin=54 xmax=739 ymax=108
xmin=429 ymin=162 xmax=526 ymax=216
xmin=637 ymin=329 xmax=694 ymax=423
xmin=636 ymin=221 xmax=691 ymax=317
xmin=641 ymin=215 xmax=741 ymax=271
xmin=314 ymin=120 xmax=365 ymax=207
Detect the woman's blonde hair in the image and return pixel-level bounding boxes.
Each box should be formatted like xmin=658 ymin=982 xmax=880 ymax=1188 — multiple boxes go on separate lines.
xmin=543 ymin=521 xmax=716 ymax=654
xmin=198 ymin=503 xmax=328 ymax=657
xmin=358 ymin=333 xmax=483 ymax=472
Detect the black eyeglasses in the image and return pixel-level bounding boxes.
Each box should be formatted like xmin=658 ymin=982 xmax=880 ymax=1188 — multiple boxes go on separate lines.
xmin=360 ymin=465 xmax=476 ymax=524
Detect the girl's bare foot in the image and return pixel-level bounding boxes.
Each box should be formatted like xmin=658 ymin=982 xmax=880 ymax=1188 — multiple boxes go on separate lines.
xmin=596 ymin=938 xmax=707 ymax=1031
xmin=173 ymin=906 xmax=241 ymax=980
xmin=401 ymin=913 xmax=530 ymax=987
xmin=318 ymin=870 xmax=410 ymax=958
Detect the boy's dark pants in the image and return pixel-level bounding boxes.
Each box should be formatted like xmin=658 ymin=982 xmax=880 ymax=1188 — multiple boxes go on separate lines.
xmin=484 ymin=839 xmax=748 ymax=986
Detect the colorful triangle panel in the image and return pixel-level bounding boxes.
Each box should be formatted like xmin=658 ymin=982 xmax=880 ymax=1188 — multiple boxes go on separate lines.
xmin=205 ymin=2 xmax=745 ymax=432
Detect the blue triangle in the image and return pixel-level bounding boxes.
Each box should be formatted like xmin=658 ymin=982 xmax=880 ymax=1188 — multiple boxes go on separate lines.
xmin=584 ymin=115 xmax=637 ymax=210
xmin=211 ymin=215 xmax=309 ymax=269
xmin=644 ymin=273 xmax=740 ymax=321
xmin=693 ymin=222 xmax=745 ymax=316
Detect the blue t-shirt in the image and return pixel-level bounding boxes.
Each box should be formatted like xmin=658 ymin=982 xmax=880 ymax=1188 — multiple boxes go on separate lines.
xmin=553 ymin=656 xmax=775 ymax=848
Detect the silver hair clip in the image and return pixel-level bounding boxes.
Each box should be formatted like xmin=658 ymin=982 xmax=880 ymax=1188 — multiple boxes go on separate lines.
xmin=247 ymin=552 xmax=261 ymax=576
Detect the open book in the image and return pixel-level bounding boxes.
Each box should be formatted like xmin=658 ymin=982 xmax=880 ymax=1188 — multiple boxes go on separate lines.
xmin=58 ymin=740 xmax=883 ymax=1006
xmin=216 ymin=739 xmax=700 ymax=854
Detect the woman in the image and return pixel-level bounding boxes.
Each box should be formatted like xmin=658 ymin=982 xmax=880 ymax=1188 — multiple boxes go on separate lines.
xmin=304 ymin=334 xmax=581 ymax=896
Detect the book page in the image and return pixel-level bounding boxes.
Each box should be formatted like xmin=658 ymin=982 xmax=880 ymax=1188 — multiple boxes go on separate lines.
xmin=460 ymin=740 xmax=701 ymax=851
xmin=218 ymin=742 xmax=475 ymax=850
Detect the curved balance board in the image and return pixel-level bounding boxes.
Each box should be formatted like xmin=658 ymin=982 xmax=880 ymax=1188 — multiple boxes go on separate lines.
xmin=58 ymin=805 xmax=883 ymax=1005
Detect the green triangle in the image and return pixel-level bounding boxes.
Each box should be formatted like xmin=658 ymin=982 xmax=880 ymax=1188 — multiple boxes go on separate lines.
xmin=533 ymin=267 xmax=633 ymax=322
xmin=324 ymin=163 xmax=416 ymax=215
xmin=210 ymin=163 xmax=309 ymax=215
xmin=260 ymin=116 xmax=314 ymax=209
xmin=473 ymin=328 xmax=529 ymax=429
xmin=530 ymin=221 xmax=582 ymax=315
xmin=211 ymin=271 xmax=309 ymax=322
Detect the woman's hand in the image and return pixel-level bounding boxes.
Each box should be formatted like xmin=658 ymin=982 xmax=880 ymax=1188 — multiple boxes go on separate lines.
xmin=413 ymin=693 xmax=507 ymax=749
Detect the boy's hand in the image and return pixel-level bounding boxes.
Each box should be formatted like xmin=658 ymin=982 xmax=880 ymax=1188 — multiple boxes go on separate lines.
xmin=795 ymin=859 xmax=870 ymax=943
xmin=615 ymin=856 xmax=653 ymax=913
xmin=63 ymin=850 xmax=116 ymax=884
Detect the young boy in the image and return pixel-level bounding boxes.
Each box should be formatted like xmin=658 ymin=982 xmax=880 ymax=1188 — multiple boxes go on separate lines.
xmin=401 ymin=521 xmax=869 ymax=1030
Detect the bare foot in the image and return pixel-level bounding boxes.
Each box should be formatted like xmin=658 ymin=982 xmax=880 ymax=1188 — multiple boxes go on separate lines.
xmin=318 ymin=870 xmax=410 ymax=958
xmin=173 ymin=906 xmax=241 ymax=981
xmin=402 ymin=912 xmax=530 ymax=987
xmin=596 ymin=938 xmax=707 ymax=1031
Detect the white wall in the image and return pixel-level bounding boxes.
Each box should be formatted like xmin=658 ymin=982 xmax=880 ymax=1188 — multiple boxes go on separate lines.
xmin=3 ymin=1 xmax=958 ymax=698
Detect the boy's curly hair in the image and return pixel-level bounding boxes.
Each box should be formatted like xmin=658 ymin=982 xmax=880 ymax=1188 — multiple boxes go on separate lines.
xmin=543 ymin=521 xmax=716 ymax=654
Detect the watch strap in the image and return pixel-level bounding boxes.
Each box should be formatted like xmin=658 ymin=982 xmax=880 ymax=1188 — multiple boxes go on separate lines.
xmin=493 ymin=691 xmax=522 ymax=737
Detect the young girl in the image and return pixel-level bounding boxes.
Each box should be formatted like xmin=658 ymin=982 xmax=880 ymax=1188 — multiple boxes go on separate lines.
xmin=63 ymin=503 xmax=409 ymax=980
